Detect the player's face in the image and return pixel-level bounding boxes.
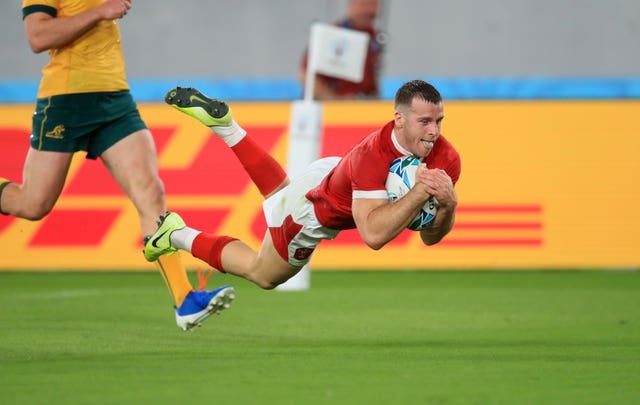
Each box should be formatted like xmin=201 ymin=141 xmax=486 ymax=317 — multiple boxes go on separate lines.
xmin=394 ymin=97 xmax=444 ymax=158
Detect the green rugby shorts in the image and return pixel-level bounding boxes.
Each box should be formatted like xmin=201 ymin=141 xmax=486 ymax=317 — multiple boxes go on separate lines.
xmin=31 ymin=90 xmax=148 ymax=159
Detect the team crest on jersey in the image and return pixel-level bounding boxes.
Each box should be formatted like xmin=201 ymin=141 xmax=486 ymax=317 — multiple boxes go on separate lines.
xmin=294 ymin=247 xmax=314 ymax=260
xmin=45 ymin=124 xmax=65 ymax=139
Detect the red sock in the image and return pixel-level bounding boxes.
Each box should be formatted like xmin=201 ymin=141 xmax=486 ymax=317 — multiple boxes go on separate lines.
xmin=231 ymin=136 xmax=287 ymax=196
xmin=191 ymin=233 xmax=238 ymax=273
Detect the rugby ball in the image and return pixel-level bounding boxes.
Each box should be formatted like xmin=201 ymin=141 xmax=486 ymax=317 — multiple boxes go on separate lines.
xmin=386 ymin=156 xmax=437 ymax=230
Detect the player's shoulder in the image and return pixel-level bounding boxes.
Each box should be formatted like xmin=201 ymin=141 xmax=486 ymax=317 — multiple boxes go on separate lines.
xmin=434 ymin=134 xmax=460 ymax=161
xmin=347 ymin=123 xmax=394 ymax=160
xmin=342 ymin=124 xmax=396 ymax=176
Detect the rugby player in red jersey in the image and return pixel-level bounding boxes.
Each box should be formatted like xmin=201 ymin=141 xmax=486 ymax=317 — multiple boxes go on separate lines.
xmin=144 ymin=80 xmax=460 ymax=301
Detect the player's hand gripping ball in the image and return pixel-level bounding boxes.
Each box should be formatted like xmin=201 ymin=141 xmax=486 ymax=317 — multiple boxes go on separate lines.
xmin=385 ymin=156 xmax=437 ymax=230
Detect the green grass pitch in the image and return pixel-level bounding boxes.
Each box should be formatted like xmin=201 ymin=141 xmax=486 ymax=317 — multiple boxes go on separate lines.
xmin=1 ymin=270 xmax=639 ymax=404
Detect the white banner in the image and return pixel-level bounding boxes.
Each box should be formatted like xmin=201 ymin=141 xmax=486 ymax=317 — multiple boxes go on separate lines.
xmin=309 ymin=22 xmax=370 ymax=83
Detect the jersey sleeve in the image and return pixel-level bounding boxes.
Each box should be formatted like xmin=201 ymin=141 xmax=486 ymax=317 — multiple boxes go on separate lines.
xmin=348 ymin=142 xmax=391 ymax=200
xmin=22 ymin=0 xmax=58 ymax=18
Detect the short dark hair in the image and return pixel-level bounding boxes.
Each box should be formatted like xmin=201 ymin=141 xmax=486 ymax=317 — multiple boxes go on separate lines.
xmin=394 ymin=80 xmax=442 ymax=110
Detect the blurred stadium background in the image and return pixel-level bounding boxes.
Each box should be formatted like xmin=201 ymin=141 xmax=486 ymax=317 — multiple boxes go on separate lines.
xmin=0 ymin=0 xmax=638 ymax=270
xmin=0 ymin=2 xmax=639 ymax=403
xmin=2 ymin=0 xmax=640 ymax=101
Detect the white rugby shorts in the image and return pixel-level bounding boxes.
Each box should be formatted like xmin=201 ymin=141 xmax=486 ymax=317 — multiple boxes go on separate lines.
xmin=262 ymin=157 xmax=341 ymax=267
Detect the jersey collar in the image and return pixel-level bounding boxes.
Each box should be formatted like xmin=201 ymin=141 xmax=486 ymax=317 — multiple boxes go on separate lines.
xmin=391 ymin=129 xmax=414 ymax=158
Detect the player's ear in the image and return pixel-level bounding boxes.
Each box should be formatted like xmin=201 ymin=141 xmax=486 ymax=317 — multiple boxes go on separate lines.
xmin=394 ymin=111 xmax=404 ymax=128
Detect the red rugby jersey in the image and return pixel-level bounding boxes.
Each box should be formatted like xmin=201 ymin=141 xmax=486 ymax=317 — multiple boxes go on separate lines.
xmin=306 ymin=120 xmax=461 ymax=230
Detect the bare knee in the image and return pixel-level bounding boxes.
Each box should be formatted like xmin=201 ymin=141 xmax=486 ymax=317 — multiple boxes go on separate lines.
xmin=248 ymin=270 xmax=297 ymax=290
xmin=252 ymin=276 xmax=279 ymax=290
xmin=240 ymin=267 xmax=282 ymax=290
xmin=0 ymin=183 xmax=56 ymax=220
xmin=19 ymin=200 xmax=54 ymax=220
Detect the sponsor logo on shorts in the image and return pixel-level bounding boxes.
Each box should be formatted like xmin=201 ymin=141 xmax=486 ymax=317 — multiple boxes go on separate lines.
xmin=45 ymin=124 xmax=65 ymax=139
xmin=294 ymin=247 xmax=314 ymax=260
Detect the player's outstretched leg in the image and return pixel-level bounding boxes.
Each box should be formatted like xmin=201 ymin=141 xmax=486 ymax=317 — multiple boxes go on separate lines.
xmin=175 ymin=285 xmax=236 ymax=331
xmin=165 ymin=86 xmax=287 ymax=198
xmin=165 ymin=87 xmax=246 ymax=146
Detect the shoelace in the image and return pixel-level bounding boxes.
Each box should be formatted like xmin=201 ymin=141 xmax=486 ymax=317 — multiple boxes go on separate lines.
xmin=197 ymin=267 xmax=215 ymax=291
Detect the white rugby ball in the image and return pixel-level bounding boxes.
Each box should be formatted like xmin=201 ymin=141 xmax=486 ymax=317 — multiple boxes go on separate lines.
xmin=385 ymin=156 xmax=437 ymax=230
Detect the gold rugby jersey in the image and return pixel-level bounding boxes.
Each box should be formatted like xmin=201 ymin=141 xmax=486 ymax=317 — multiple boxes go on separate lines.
xmin=22 ymin=0 xmax=129 ymax=97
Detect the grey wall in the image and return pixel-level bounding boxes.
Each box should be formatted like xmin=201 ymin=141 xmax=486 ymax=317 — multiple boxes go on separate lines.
xmin=2 ymin=0 xmax=639 ymax=80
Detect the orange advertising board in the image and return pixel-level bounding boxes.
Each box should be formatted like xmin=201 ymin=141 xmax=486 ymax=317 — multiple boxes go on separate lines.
xmin=0 ymin=100 xmax=639 ymax=270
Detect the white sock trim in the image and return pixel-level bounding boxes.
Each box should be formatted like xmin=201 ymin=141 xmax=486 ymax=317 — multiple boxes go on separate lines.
xmin=170 ymin=227 xmax=202 ymax=252
xmin=211 ymin=120 xmax=247 ymax=147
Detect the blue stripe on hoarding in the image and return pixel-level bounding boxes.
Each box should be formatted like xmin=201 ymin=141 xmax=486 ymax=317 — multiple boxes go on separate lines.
xmin=1 ymin=76 xmax=640 ymax=103
xmin=383 ymin=77 xmax=640 ymax=100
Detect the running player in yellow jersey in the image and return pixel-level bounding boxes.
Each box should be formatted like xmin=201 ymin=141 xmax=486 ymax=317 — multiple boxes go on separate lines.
xmin=0 ymin=0 xmax=234 ymax=331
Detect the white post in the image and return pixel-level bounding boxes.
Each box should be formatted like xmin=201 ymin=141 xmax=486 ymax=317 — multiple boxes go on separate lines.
xmin=276 ymin=24 xmax=324 ymax=292
xmin=275 ymin=100 xmax=322 ymax=292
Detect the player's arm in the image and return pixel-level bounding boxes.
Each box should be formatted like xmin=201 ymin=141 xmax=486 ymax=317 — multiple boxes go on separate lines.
xmin=24 ymin=0 xmax=130 ymax=53
xmin=352 ymin=182 xmax=431 ymax=250
xmin=418 ymin=168 xmax=458 ymax=245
